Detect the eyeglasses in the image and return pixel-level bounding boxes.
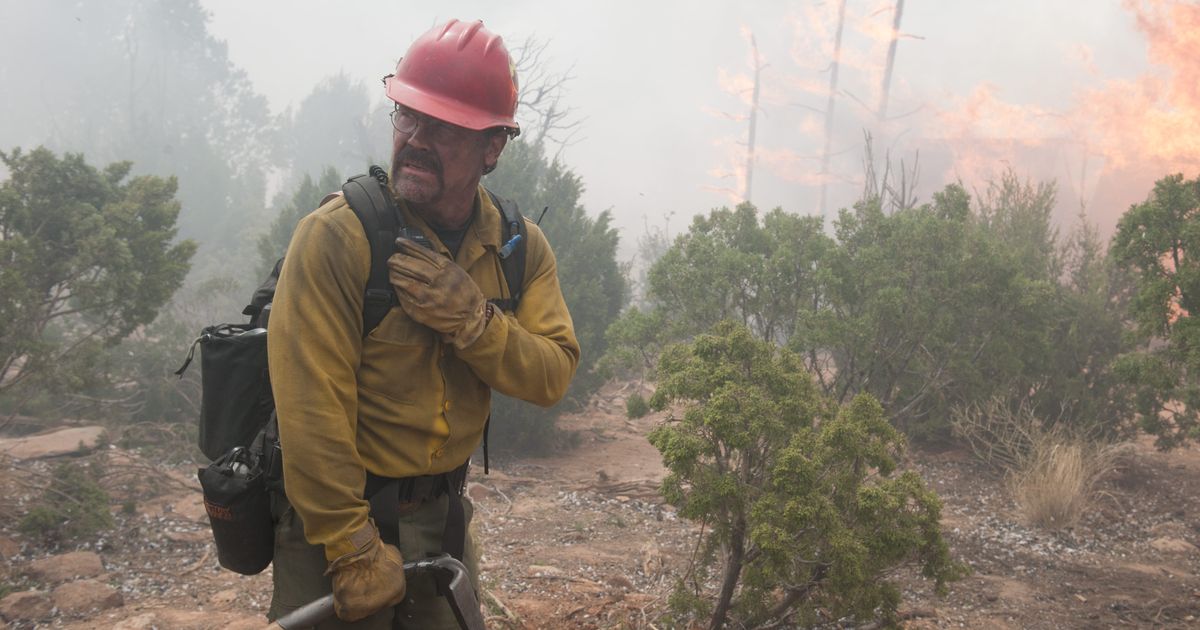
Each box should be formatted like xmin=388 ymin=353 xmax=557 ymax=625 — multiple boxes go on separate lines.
xmin=390 ymin=106 xmax=474 ymax=144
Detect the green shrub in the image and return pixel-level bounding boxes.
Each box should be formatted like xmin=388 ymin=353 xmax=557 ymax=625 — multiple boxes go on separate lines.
xmin=651 ymin=321 xmax=964 ymax=628
xmin=609 ymin=172 xmax=1132 ymax=445
xmin=0 ymin=147 xmax=195 ymax=415
xmin=625 ymin=393 xmax=650 ymax=419
xmin=19 ymin=461 xmax=114 ymax=545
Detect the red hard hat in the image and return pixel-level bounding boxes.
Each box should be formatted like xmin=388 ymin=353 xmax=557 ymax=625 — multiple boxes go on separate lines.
xmin=385 ymin=19 xmax=520 ymax=135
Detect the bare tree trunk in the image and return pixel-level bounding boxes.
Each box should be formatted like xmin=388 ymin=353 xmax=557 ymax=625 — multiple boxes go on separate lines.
xmin=877 ymin=0 xmax=906 ymax=121
xmin=744 ymin=34 xmax=763 ymax=204
xmin=124 ymin=19 xmax=138 ymax=139
xmin=708 ymin=515 xmax=747 ymax=630
xmin=818 ymin=0 xmax=848 ymax=220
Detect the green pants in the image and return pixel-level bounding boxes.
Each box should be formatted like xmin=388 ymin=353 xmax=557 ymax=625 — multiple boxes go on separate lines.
xmin=267 ymin=493 xmax=479 ymax=630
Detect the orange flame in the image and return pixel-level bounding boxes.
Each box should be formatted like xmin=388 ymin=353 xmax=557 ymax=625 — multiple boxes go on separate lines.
xmin=911 ymin=0 xmax=1199 ymax=222
xmin=708 ymin=0 xmax=1199 ymax=219
xmin=1076 ymin=0 xmax=1200 ymax=170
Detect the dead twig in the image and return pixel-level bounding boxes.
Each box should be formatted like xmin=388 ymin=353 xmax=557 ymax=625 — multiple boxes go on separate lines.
xmin=521 ymin=574 xmax=604 ymax=588
xmin=484 ymin=588 xmax=520 ymax=626
xmin=104 ymin=459 xmax=200 ymax=494
xmin=482 ymin=483 xmax=514 ymax=517
xmin=638 ymin=595 xmax=663 ymax=630
xmin=180 ymin=545 xmax=211 ymax=575
xmin=853 ymin=607 xmax=937 ymax=630
xmin=575 ymin=479 xmax=663 ymax=502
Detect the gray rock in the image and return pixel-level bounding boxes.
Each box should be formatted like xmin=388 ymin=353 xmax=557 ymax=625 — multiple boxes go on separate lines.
xmin=52 ymin=579 xmax=124 ymax=616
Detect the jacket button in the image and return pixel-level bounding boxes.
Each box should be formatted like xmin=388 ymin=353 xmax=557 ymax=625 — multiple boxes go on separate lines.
xmin=443 ymin=400 xmax=452 ymax=412
xmin=433 ymin=448 xmax=444 ymax=458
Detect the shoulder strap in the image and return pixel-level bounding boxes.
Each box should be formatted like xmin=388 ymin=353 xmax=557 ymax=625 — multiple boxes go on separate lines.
xmin=480 ymin=188 xmax=528 ymax=475
xmin=484 ymin=187 xmax=527 ymax=313
xmin=343 ymin=167 xmax=403 ymax=336
xmin=241 ymin=257 xmax=285 ymax=325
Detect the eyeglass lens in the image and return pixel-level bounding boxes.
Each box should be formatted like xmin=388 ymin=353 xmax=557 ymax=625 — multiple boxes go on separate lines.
xmin=391 ymin=107 xmax=469 ymax=143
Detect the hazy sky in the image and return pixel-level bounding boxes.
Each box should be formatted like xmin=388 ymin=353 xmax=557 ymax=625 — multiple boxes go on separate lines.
xmin=2 ymin=1 xmax=1189 ymax=259
xmin=199 ymin=0 xmax=1175 ymax=254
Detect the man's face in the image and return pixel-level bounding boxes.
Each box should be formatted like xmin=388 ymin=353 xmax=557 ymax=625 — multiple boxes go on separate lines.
xmin=389 ymin=106 xmax=505 ymax=226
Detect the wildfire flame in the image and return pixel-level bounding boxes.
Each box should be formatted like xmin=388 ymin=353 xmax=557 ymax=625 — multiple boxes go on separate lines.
xmin=927 ymin=0 xmax=1200 ymax=223
xmin=707 ymin=0 xmax=1200 ymax=226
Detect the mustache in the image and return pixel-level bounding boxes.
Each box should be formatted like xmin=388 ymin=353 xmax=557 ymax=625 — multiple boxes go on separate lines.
xmin=394 ymin=145 xmax=441 ymax=174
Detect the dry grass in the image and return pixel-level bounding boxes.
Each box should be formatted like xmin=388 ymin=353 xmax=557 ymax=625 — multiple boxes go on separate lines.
xmin=952 ymin=396 xmax=1124 ymax=530
xmin=1008 ymin=435 xmax=1122 ymax=530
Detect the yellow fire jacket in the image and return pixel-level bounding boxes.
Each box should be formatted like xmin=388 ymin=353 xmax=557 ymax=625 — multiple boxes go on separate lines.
xmin=268 ymin=186 xmax=580 ymax=561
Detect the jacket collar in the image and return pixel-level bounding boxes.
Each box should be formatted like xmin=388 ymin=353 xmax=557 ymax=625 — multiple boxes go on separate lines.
xmin=396 ymin=186 xmax=502 ymax=267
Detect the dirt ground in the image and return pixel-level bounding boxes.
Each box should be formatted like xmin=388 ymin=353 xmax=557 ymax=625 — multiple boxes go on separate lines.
xmin=5 ymin=381 xmax=1200 ymax=629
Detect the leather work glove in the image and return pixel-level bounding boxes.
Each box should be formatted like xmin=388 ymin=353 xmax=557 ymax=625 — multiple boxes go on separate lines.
xmin=325 ymin=520 xmax=407 ymax=622
xmin=388 ymin=237 xmax=489 ymax=349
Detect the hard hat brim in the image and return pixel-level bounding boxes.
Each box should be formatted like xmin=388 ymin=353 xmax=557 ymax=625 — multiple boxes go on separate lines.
xmin=386 ymin=74 xmax=520 ymax=134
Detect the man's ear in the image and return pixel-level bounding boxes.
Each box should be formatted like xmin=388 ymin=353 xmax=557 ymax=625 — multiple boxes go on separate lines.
xmin=482 ymin=131 xmax=509 ymax=174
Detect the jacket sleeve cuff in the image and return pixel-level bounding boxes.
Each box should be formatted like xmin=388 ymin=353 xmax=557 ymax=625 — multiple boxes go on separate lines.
xmin=323 ymin=520 xmax=377 ymax=563
xmin=457 ymin=306 xmax=509 ymax=361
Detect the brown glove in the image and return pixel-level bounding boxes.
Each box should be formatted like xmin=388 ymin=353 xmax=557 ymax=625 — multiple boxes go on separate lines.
xmin=388 ymin=237 xmax=488 ymax=349
xmin=325 ymin=520 xmax=406 ymax=622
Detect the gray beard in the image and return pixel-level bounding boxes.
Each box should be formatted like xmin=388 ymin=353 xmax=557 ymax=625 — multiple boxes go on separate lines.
xmin=389 ymin=167 xmax=441 ymax=206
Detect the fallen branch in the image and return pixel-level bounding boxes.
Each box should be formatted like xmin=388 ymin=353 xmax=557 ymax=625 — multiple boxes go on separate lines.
xmin=522 ymin=574 xmax=604 ymax=588
xmin=479 ymin=483 xmax=514 ymax=516
xmin=856 ymin=607 xmax=938 ymax=630
xmin=575 ymin=479 xmax=663 ymax=502
xmin=484 ymin=588 xmax=520 ymax=626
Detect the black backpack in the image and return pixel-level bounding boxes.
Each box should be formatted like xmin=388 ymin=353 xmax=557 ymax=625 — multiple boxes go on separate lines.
xmin=180 ymin=168 xmax=526 ymax=575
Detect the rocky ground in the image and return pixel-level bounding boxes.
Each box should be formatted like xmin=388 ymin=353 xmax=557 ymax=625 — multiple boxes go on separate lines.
xmin=3 ymin=382 xmax=1200 ymax=628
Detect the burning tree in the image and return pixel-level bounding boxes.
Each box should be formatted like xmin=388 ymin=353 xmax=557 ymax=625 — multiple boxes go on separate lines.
xmin=1111 ymin=173 xmax=1200 ymax=448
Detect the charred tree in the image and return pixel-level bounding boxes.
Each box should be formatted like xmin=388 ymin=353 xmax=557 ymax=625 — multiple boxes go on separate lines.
xmin=743 ymin=34 xmax=765 ymax=204
xmin=877 ymin=0 xmax=906 ymax=121
xmin=818 ymin=0 xmax=849 ymax=219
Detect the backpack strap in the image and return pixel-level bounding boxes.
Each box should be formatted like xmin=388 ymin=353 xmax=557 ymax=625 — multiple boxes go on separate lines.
xmin=241 ymin=257 xmax=285 ymax=326
xmin=480 ymin=188 xmax=528 ymax=474
xmin=343 ymin=167 xmax=402 ymax=336
xmin=484 ymin=187 xmax=527 ymax=313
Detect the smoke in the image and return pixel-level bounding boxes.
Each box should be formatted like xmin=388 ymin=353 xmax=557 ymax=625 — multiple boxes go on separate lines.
xmin=707 ymin=0 xmax=1199 ymax=232
xmin=930 ymin=0 xmax=1200 ymax=227
xmin=1080 ymin=0 xmax=1200 ymax=169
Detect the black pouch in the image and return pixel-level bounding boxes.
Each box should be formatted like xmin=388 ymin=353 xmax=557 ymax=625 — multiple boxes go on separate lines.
xmin=198 ymin=446 xmax=274 ymax=575
xmin=183 ymin=324 xmax=273 ymax=461
xmin=253 ymin=411 xmax=286 ymax=495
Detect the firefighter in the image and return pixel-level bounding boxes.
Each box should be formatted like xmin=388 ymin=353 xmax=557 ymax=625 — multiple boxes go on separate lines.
xmin=266 ymin=19 xmax=580 ymax=629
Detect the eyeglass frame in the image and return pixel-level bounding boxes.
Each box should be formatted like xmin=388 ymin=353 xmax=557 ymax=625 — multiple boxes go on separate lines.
xmin=390 ymin=105 xmax=486 ymax=145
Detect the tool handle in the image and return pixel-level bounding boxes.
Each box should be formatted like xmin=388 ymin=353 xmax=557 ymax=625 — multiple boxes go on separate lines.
xmin=269 ymin=593 xmax=334 ymax=629
xmin=267 ymin=554 xmax=482 ymax=630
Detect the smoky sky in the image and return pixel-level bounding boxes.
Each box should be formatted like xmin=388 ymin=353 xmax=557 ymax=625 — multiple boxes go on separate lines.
xmin=2 ymin=0 xmax=1188 ymax=259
